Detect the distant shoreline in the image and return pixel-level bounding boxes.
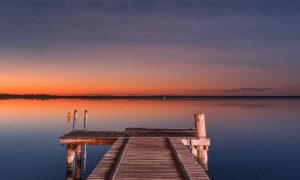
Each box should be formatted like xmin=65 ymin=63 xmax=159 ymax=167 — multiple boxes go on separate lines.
xmin=1 ymin=94 xmax=300 ymax=100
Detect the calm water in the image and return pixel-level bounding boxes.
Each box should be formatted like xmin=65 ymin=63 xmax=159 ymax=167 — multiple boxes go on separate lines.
xmin=0 ymin=99 xmax=300 ymax=180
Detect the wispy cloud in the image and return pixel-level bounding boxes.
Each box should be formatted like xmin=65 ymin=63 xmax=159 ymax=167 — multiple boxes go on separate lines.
xmin=285 ymin=85 xmax=296 ymax=88
xmin=194 ymin=88 xmax=272 ymax=93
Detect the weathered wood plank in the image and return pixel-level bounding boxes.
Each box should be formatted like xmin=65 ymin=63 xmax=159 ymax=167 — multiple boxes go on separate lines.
xmin=125 ymin=128 xmax=195 ymax=132
xmin=87 ymin=137 xmax=209 ymax=180
xmin=170 ymin=138 xmax=210 ymax=180
xmin=88 ymin=138 xmax=127 ymax=180
xmin=113 ymin=138 xmax=182 ymax=179
xmin=181 ymin=138 xmax=210 ymax=146
xmin=60 ymin=128 xmax=198 ymax=145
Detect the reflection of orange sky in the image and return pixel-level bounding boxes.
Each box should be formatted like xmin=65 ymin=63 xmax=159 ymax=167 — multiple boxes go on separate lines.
xmin=1 ymin=99 xmax=299 ymax=131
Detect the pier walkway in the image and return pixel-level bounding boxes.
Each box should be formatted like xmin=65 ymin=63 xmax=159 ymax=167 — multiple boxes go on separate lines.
xmin=60 ymin=114 xmax=210 ymax=180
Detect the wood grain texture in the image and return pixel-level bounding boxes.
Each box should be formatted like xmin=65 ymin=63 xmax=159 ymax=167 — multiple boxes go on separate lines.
xmin=87 ymin=137 xmax=209 ymax=180
xmin=60 ymin=128 xmax=198 ymax=144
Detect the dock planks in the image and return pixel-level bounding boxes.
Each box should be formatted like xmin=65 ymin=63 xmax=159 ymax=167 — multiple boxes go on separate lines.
xmin=60 ymin=128 xmax=197 ymax=144
xmin=88 ymin=138 xmax=128 ymax=179
xmin=170 ymin=138 xmax=210 ymax=180
xmin=87 ymin=137 xmax=209 ymax=180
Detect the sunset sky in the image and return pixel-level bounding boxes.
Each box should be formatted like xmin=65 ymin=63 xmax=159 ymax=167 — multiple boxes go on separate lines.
xmin=0 ymin=0 xmax=299 ymax=95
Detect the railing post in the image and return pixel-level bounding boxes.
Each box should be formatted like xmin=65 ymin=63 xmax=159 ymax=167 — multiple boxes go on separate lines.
xmin=72 ymin=110 xmax=77 ymax=131
xmin=83 ymin=110 xmax=88 ymax=131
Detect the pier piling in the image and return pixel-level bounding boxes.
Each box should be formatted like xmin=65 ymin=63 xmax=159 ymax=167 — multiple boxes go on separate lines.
xmin=194 ymin=113 xmax=209 ymax=171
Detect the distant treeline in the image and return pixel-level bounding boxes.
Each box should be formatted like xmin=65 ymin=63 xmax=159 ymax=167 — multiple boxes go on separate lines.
xmin=0 ymin=93 xmax=55 ymax=99
xmin=0 ymin=93 xmax=300 ymax=100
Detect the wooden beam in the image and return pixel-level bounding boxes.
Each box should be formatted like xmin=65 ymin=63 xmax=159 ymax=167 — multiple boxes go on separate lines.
xmin=168 ymin=138 xmax=191 ymax=180
xmin=181 ymin=138 xmax=210 ymax=146
xmin=108 ymin=138 xmax=129 ymax=180
xmin=170 ymin=138 xmax=210 ymax=179
xmin=60 ymin=138 xmax=116 ymax=145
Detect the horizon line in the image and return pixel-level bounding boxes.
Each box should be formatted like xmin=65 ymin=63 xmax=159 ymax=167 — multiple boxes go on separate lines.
xmin=1 ymin=93 xmax=300 ymax=100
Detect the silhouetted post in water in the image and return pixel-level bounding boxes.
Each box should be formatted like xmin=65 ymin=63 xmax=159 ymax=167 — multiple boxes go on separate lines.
xmin=194 ymin=113 xmax=209 ymax=171
xmin=66 ymin=144 xmax=77 ymax=180
xmin=74 ymin=145 xmax=82 ymax=180
xmin=83 ymin=110 xmax=88 ymax=131
xmin=83 ymin=144 xmax=87 ymax=179
xmin=72 ymin=110 xmax=77 ymax=131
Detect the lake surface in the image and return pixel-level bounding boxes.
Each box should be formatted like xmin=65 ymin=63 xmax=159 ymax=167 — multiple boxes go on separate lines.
xmin=0 ymin=99 xmax=299 ymax=180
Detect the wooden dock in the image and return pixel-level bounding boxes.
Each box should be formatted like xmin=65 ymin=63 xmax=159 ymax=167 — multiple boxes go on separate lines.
xmin=60 ymin=113 xmax=210 ymax=180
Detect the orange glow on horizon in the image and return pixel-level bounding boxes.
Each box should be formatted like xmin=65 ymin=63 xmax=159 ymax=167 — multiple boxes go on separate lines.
xmin=1 ymin=50 xmax=299 ymax=96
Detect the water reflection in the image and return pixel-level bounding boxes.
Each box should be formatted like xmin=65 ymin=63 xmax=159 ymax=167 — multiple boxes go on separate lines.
xmin=1 ymin=99 xmax=300 ymax=180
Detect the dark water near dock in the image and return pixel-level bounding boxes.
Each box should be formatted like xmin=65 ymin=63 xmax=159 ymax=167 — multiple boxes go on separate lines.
xmin=0 ymin=99 xmax=299 ymax=180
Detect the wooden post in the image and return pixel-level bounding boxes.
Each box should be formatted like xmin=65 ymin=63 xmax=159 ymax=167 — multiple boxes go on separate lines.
xmin=194 ymin=113 xmax=209 ymax=171
xmin=72 ymin=110 xmax=77 ymax=131
xmin=83 ymin=144 xmax=87 ymax=179
xmin=198 ymin=146 xmax=208 ymax=171
xmin=66 ymin=144 xmax=76 ymax=179
xmin=188 ymin=139 xmax=192 ymax=150
xmin=83 ymin=110 xmax=87 ymax=131
xmin=74 ymin=145 xmax=82 ymax=180
xmin=191 ymin=145 xmax=198 ymax=159
xmin=194 ymin=113 xmax=206 ymax=138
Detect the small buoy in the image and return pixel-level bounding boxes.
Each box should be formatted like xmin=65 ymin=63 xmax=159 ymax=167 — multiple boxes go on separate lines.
xmin=67 ymin=112 xmax=72 ymax=122
xmin=163 ymin=97 xmax=166 ymax=100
